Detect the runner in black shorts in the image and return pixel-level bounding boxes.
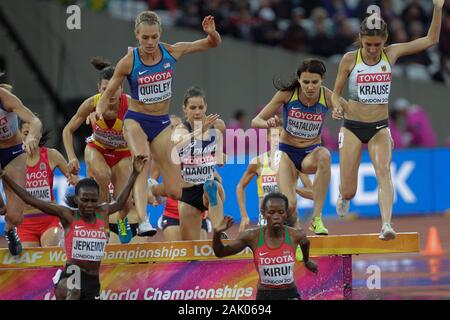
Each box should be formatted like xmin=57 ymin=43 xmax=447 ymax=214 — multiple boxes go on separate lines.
xmin=153 ymin=86 xmax=226 ymax=240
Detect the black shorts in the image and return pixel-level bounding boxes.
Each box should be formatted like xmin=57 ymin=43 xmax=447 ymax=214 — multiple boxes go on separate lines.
xmin=55 ymin=265 xmax=101 ymax=300
xmin=108 ymin=223 xmax=139 ymax=237
xmin=180 ymin=178 xmax=220 ymax=212
xmin=343 ymin=118 xmax=389 ymax=144
xmin=161 ymin=216 xmax=210 ymax=232
xmin=256 ymin=286 xmax=300 ymax=300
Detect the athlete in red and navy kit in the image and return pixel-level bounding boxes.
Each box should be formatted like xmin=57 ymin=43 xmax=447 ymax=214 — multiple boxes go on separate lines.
xmin=0 ymin=156 xmax=145 ymax=300
xmin=0 ymin=83 xmax=42 ymax=256
xmin=252 ymin=59 xmax=341 ymax=235
xmin=94 ymin=12 xmax=221 ymax=240
xmin=18 ymin=122 xmax=77 ymax=247
xmin=213 ymin=192 xmax=318 ymax=300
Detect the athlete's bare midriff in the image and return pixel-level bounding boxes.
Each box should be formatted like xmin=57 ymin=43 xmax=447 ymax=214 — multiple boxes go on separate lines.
xmin=128 ymin=97 xmax=170 ymax=116
xmin=280 ymin=131 xmax=322 ymax=148
xmin=345 ymin=100 xmax=389 ymax=123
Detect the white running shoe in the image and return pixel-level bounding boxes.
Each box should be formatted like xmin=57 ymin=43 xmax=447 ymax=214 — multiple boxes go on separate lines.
xmin=137 ymin=220 xmax=157 ymax=237
xmin=379 ymin=223 xmax=397 ymax=241
xmin=336 ymin=193 xmax=350 ymax=218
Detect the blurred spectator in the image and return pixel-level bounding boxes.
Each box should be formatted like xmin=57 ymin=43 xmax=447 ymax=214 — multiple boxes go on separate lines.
xmin=333 ymin=19 xmax=357 ymax=55
xmin=432 ymin=54 xmax=450 ymax=86
xmin=253 ymin=0 xmax=283 ymax=46
xmin=229 ymin=3 xmax=258 ymax=41
xmin=147 ymin=0 xmax=177 ymax=13
xmin=281 ymin=7 xmax=309 ymax=52
xmin=200 ymin=0 xmax=230 ymax=34
xmin=227 ymin=109 xmax=247 ymax=129
xmin=170 ymin=0 xmax=447 ymax=82
xmin=439 ymin=14 xmax=450 ymax=57
xmin=389 ymin=111 xmax=406 ymax=149
xmin=323 ymin=0 xmax=354 ymax=20
xmin=401 ymin=0 xmax=429 ymax=29
xmin=378 ymin=0 xmax=399 ymax=23
xmin=176 ymin=1 xmax=202 ymax=30
xmin=392 ymin=98 xmax=437 ymax=148
xmin=299 ymin=0 xmax=324 ymax=17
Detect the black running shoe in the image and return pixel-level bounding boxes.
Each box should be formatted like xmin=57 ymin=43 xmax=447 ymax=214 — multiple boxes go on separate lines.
xmin=5 ymin=227 xmax=22 ymax=256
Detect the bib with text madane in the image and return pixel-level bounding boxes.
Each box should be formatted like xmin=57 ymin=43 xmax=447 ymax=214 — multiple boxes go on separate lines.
xmin=24 ymin=148 xmax=54 ymax=213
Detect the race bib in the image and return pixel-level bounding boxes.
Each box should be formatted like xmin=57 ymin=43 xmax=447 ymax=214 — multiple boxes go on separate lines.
xmin=92 ymin=131 xmax=127 ymax=148
xmin=71 ymin=237 xmax=107 ymax=261
xmin=357 ymin=72 xmax=391 ymax=104
xmin=182 ymin=163 xmax=215 ymax=184
xmin=261 ymin=174 xmax=278 ymax=195
xmin=286 ymin=109 xmax=323 ymax=139
xmin=258 ymin=262 xmax=295 ymax=286
xmin=137 ymin=70 xmax=173 ymax=104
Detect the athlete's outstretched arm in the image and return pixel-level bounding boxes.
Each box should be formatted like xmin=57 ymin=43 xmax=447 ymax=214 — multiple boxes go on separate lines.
xmin=0 ymin=170 xmax=73 ymax=225
xmin=62 ymin=97 xmax=94 ymax=175
xmin=168 ymin=16 xmax=221 ymax=60
xmin=292 ymin=228 xmax=318 ymax=274
xmin=386 ymin=0 xmax=443 ymax=63
xmin=96 ymin=53 xmax=133 ymax=118
xmin=0 ymin=88 xmax=42 ymax=155
xmin=251 ymin=90 xmax=291 ymax=128
xmin=100 ymin=155 xmax=147 ymax=215
xmin=213 ymin=216 xmax=252 ymax=257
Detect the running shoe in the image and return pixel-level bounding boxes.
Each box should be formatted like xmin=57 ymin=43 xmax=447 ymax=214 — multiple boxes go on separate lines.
xmin=379 ymin=223 xmax=397 ymax=241
xmin=295 ymin=246 xmax=303 ymax=262
xmin=117 ymin=217 xmax=132 ymax=244
xmin=137 ymin=220 xmax=157 ymax=237
xmin=147 ymin=178 xmax=166 ymax=205
xmin=309 ymin=216 xmax=329 ymax=235
xmin=5 ymin=227 xmax=22 ymax=256
xmin=336 ymin=193 xmax=349 ymax=218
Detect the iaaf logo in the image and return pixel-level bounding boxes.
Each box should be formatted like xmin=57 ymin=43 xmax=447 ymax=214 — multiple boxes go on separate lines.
xmin=357 ymin=73 xmax=391 ymax=83
xmin=288 ymin=109 xmax=323 ymax=121
xmin=138 ymin=71 xmax=172 ymax=85
xmin=2 ymin=251 xmax=44 ymax=264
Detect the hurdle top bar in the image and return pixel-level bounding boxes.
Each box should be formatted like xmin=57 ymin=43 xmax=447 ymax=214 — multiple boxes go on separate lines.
xmin=0 ymin=232 xmax=419 ymax=268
